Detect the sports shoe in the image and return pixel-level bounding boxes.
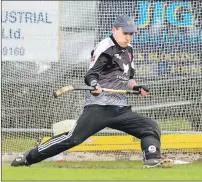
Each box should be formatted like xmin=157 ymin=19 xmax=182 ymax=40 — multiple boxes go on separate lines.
xmin=143 ymin=158 xmax=174 ymax=168
xmin=11 ymin=151 xmax=30 ymax=167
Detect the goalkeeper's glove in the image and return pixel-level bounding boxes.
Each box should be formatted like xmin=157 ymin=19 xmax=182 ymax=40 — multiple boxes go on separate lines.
xmin=90 ymin=80 xmax=101 ymax=96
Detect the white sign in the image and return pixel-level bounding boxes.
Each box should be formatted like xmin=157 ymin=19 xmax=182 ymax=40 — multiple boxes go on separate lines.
xmin=2 ymin=1 xmax=59 ymax=62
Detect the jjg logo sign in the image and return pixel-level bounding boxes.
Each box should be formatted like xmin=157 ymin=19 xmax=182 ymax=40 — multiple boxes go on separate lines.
xmin=136 ymin=1 xmax=194 ymax=27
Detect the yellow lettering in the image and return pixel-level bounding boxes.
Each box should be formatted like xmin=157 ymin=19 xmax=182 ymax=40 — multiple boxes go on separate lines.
xmin=169 ymin=53 xmax=175 ymax=61
xmin=135 ymin=53 xmax=144 ymax=60
xmin=171 ymin=65 xmax=176 ymax=73
xmin=149 ymin=53 xmax=158 ymax=61
xmin=192 ymin=53 xmax=199 ymax=61
xmin=191 ymin=65 xmax=200 ymax=73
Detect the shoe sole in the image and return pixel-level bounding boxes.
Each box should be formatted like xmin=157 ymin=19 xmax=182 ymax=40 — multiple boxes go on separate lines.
xmin=143 ymin=159 xmax=174 ymax=169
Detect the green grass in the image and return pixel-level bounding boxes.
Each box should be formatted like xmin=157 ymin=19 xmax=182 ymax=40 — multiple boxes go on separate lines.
xmin=2 ymin=161 xmax=202 ymax=180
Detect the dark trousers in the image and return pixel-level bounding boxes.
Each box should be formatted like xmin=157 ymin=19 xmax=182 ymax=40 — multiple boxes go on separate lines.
xmin=27 ymin=105 xmax=161 ymax=164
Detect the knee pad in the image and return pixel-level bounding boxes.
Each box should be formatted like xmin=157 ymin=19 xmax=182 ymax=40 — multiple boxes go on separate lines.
xmin=141 ymin=136 xmax=161 ymax=161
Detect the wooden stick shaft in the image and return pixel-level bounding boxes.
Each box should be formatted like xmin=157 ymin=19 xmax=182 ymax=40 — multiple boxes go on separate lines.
xmin=102 ymin=88 xmax=139 ymax=94
xmin=54 ymin=85 xmax=140 ymax=98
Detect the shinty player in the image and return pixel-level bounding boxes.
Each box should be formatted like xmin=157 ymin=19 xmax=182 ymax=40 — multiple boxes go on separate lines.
xmin=11 ymin=15 xmax=173 ymax=168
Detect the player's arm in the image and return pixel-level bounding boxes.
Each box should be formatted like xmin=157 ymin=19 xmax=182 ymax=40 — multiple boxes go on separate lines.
xmin=127 ymin=49 xmax=149 ymax=96
xmin=127 ymin=66 xmax=137 ymax=88
xmin=128 ymin=68 xmax=149 ymax=96
xmin=85 ymin=53 xmax=110 ymax=94
xmin=84 ymin=53 xmax=109 ymax=86
xmin=127 ymin=48 xmax=138 ymax=89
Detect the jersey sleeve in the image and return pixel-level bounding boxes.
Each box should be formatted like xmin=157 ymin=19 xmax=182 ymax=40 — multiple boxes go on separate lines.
xmin=84 ymin=53 xmax=110 ymax=86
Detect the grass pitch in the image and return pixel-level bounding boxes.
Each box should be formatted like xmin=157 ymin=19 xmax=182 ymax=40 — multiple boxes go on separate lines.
xmin=2 ymin=161 xmax=202 ymax=180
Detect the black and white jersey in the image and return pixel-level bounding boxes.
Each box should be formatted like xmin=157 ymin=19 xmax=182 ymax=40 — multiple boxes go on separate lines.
xmin=84 ymin=35 xmax=135 ymax=106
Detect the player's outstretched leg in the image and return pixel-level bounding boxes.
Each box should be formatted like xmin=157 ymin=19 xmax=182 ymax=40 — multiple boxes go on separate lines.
xmin=11 ymin=105 xmax=113 ymax=167
xmin=10 ymin=130 xmax=83 ymax=167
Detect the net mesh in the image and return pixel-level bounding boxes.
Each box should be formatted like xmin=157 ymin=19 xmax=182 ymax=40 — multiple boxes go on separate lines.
xmin=2 ymin=1 xmax=202 ymax=162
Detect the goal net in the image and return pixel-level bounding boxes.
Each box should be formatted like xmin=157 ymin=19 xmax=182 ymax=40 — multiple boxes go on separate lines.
xmin=2 ymin=1 xmax=202 ymax=162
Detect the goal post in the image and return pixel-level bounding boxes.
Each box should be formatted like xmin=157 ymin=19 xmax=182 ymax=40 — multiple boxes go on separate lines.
xmin=2 ymin=1 xmax=202 ymax=163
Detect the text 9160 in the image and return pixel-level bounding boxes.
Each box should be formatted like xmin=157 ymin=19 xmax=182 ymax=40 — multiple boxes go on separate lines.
xmin=2 ymin=47 xmax=25 ymax=56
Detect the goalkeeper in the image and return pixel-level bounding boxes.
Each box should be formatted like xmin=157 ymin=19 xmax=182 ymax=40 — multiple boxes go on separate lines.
xmin=11 ymin=14 xmax=173 ymax=168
